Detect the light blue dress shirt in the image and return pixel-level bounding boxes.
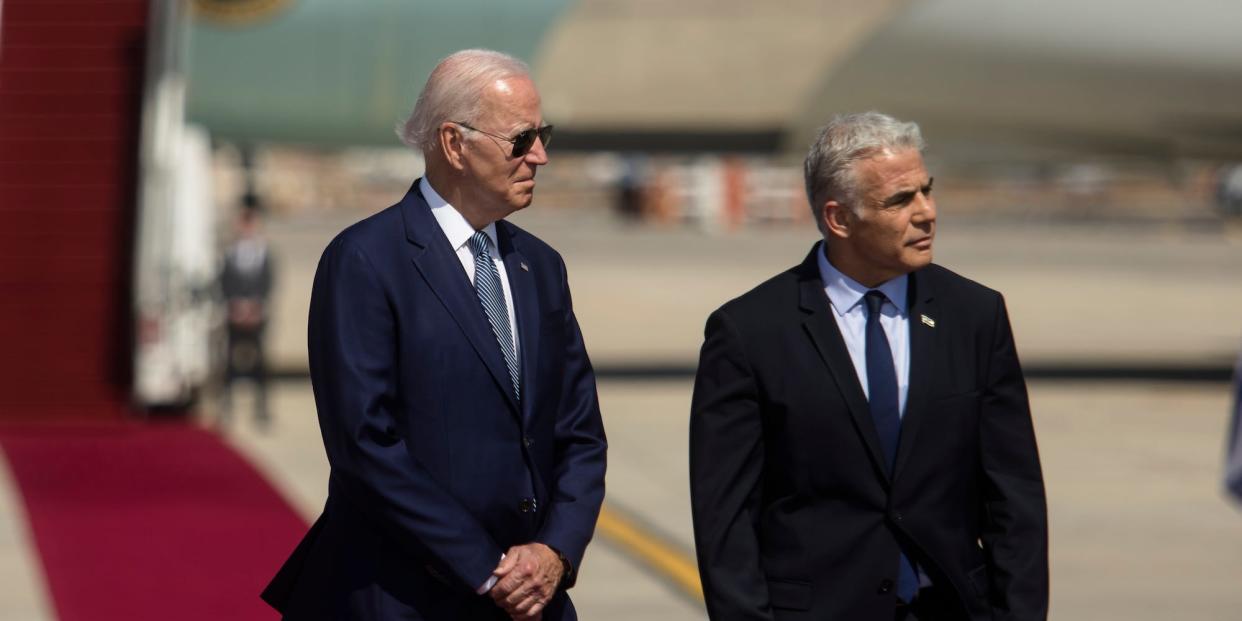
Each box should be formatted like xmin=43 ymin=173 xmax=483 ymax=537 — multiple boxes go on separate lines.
xmin=817 ymin=242 xmax=932 ymax=587
xmin=815 ymin=242 xmax=910 ymax=418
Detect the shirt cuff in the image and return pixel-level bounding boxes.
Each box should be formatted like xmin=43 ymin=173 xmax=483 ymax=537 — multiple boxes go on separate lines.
xmin=476 ymin=574 xmax=499 ymax=595
xmin=476 ymin=553 xmax=504 ymax=594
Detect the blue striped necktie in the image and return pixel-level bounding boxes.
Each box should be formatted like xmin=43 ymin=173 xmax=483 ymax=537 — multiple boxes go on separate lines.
xmin=468 ymin=231 xmax=520 ymax=401
xmin=864 ymin=290 xmax=918 ymax=603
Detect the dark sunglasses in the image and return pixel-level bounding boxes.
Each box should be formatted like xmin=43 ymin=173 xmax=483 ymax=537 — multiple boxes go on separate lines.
xmin=453 ymin=121 xmax=553 ymax=158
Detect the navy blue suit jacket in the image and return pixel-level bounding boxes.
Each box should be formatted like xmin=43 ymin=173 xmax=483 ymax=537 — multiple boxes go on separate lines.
xmin=262 ymin=181 xmax=607 ymax=620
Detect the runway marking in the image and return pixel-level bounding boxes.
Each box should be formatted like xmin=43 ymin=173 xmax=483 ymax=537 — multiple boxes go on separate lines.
xmin=595 ymin=502 xmax=704 ymax=602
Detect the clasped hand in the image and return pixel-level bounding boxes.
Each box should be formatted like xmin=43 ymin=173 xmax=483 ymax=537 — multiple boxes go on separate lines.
xmin=488 ymin=542 xmax=563 ymax=621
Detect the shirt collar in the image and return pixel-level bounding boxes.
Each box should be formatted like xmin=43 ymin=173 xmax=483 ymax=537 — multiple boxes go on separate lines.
xmin=815 ymin=241 xmax=908 ymax=317
xmin=420 ymin=177 xmax=498 ymax=252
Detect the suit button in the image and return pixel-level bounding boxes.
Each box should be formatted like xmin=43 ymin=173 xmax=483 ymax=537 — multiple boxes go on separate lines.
xmin=523 ymin=436 xmax=534 ymax=448
xmin=892 ymin=512 xmax=904 ymax=523
xmin=878 ymin=579 xmax=894 ymax=594
xmin=519 ymin=498 xmax=538 ymax=513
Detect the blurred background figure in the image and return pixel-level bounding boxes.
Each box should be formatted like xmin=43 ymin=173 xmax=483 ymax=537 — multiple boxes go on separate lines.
xmin=219 ymin=200 xmax=274 ymax=430
xmin=1227 ymin=346 xmax=1242 ymax=503
xmin=613 ymin=156 xmax=647 ymax=223
xmin=1216 ymin=164 xmax=1242 ymax=218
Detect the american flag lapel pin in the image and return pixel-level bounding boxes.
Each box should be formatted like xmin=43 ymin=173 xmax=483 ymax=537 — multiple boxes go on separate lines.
xmin=920 ymin=314 xmax=936 ymax=328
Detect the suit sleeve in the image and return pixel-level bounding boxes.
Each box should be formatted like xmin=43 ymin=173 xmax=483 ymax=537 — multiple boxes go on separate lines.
xmin=309 ymin=237 xmax=504 ymax=591
xmin=978 ymin=294 xmax=1049 ymax=620
xmin=535 ymin=256 xmax=607 ymax=589
xmin=690 ymin=309 xmax=775 ymax=621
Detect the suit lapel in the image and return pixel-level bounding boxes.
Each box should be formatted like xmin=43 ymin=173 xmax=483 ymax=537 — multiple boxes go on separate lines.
xmin=893 ymin=269 xmax=938 ymax=481
xmin=401 ymin=181 xmax=520 ymax=416
xmin=497 ymin=224 xmax=551 ymax=503
xmin=796 ymin=247 xmax=891 ymax=483
xmin=498 ymin=222 xmax=540 ymax=427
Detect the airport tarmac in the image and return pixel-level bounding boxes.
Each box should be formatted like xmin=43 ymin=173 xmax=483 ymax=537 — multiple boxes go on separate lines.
xmin=220 ymin=376 xmax=1242 ymax=621
xmin=4 ymin=207 xmax=1236 ymax=620
xmin=217 ymin=208 xmax=1242 ymax=620
xmin=264 ymin=207 xmax=1242 ymax=372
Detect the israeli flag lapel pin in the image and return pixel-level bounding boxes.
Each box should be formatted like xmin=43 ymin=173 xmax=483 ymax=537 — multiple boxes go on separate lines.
xmin=920 ymin=314 xmax=936 ymax=328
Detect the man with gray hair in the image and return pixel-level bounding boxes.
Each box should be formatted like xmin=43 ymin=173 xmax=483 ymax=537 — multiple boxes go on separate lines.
xmin=690 ymin=112 xmax=1047 ymax=620
xmin=262 ymin=49 xmax=607 ymax=621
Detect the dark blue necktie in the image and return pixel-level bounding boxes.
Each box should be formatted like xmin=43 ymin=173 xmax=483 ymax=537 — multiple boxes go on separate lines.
xmin=469 ymin=231 xmax=520 ymax=402
xmin=864 ymin=290 xmax=919 ymax=602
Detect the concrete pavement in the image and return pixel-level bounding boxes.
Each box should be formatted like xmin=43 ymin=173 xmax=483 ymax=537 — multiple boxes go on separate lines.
xmin=0 ymin=452 xmax=54 ymax=621
xmin=5 ymin=211 xmax=1238 ymax=620
xmin=264 ymin=211 xmax=1242 ymax=371
xmin=235 ymin=210 xmax=1242 ymax=619
xmin=217 ymin=375 xmax=1242 ymax=621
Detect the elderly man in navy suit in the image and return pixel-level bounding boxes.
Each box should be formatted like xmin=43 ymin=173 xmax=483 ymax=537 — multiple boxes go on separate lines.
xmin=690 ymin=112 xmax=1047 ymax=620
xmin=262 ymin=49 xmax=607 ymax=621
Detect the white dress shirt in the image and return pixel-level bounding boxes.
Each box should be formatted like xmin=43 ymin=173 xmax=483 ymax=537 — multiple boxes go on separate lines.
xmin=816 ymin=242 xmax=910 ymax=418
xmin=420 ymin=178 xmax=520 ymax=361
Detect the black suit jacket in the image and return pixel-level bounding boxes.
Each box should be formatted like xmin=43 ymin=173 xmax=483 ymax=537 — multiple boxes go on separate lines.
xmin=689 ymin=244 xmax=1047 ymax=620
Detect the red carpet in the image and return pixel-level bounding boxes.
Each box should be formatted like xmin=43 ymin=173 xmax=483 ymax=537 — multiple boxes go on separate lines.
xmin=0 ymin=422 xmax=306 ymax=620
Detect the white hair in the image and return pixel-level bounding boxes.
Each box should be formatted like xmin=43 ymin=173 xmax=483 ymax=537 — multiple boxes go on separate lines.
xmin=803 ymin=111 xmax=925 ymax=231
xmin=395 ymin=49 xmax=531 ymax=155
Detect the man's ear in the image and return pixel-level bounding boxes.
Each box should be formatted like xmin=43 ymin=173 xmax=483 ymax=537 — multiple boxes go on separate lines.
xmin=439 ymin=123 xmax=467 ymax=171
xmin=822 ymin=199 xmax=852 ymax=239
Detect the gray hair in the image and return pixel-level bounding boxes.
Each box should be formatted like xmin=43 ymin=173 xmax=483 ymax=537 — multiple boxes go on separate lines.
xmin=803 ymin=111 xmax=925 ymax=231
xmin=396 ymin=49 xmax=531 ymax=154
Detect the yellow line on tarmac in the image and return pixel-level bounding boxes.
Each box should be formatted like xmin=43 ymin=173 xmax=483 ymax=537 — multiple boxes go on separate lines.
xmin=595 ymin=503 xmax=704 ymax=602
